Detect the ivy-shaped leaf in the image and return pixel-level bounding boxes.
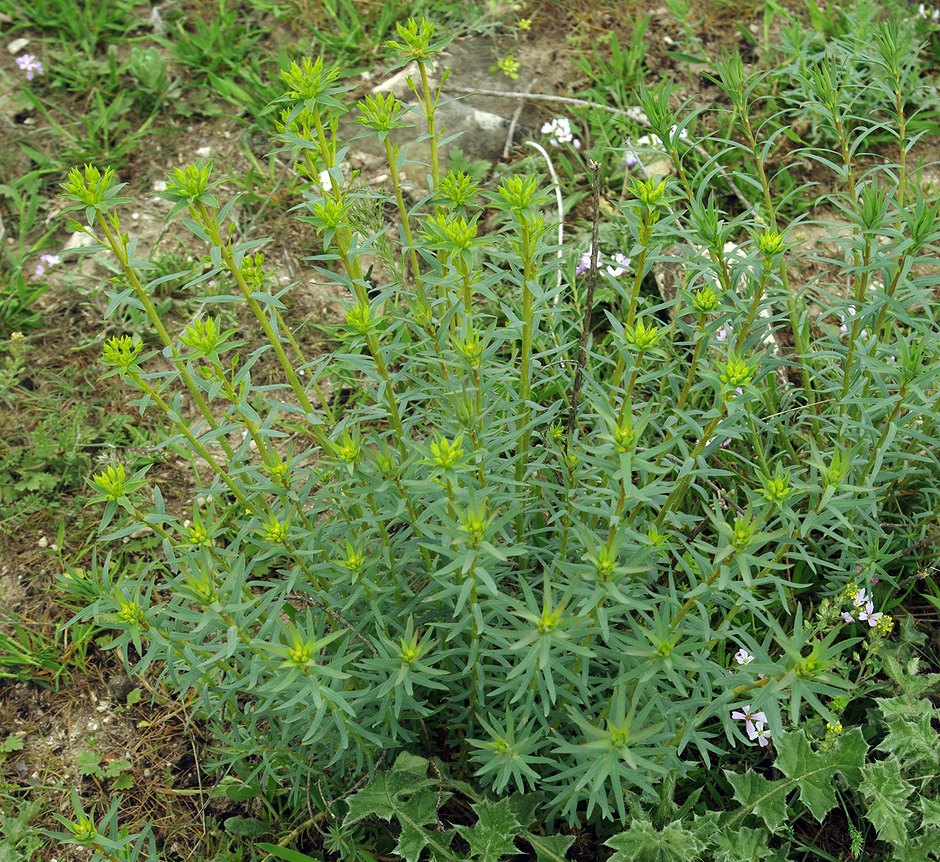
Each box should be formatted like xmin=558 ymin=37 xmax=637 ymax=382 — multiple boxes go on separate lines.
xmin=725 ymin=729 xmax=867 ymax=832
xmin=343 ymin=755 xmax=458 ymax=862
xmin=396 ymin=790 xmax=440 ymax=862
xmin=344 ymin=753 xmax=436 ymax=826
xmin=75 ymin=749 xmax=104 ymax=778
xmin=724 ymin=770 xmax=788 ymax=833
xmin=455 ymin=799 xmax=523 ymax=862
xmin=104 ymin=758 xmax=132 ymax=778
xmin=920 ymin=798 xmax=940 ymax=830
xmin=709 ymin=825 xmax=775 ymax=862
xmin=775 ymin=728 xmax=865 ymax=821
xmin=0 ymin=734 xmax=24 ymax=755
xmin=860 ymin=758 xmax=914 ymax=846
xmin=875 ymin=696 xmax=940 ymax=770
xmin=605 ymin=818 xmax=706 ymax=862
xmin=887 ymin=829 xmax=940 ymax=862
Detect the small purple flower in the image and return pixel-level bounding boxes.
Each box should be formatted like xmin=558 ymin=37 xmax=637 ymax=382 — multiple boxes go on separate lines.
xmin=575 ymin=246 xmax=595 ymax=276
xmin=716 ymin=325 xmax=730 ymax=343
xmin=624 ymin=150 xmax=639 ymax=170
xmin=841 ymin=611 xmax=855 ymax=623
xmin=33 ymin=253 xmax=61 ymax=278
xmin=16 ymin=53 xmax=44 ymax=81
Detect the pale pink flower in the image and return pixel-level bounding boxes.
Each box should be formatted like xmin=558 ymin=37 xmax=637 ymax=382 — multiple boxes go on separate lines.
xmin=858 ymin=602 xmax=883 ymax=627
xmin=732 ymin=704 xmax=766 ymax=736
xmin=575 ymin=246 xmax=595 ymax=276
xmin=733 ymin=648 xmax=754 ymax=666
xmin=541 ymin=117 xmax=581 ymax=149
xmin=747 ymin=723 xmax=772 ymax=747
xmin=33 ymin=253 xmax=61 ymax=278
xmin=16 ymin=53 xmax=43 ymax=81
xmin=841 ymin=611 xmax=855 ymax=623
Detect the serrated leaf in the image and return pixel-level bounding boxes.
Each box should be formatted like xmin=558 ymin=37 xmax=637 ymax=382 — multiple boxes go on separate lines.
xmin=76 ymin=749 xmax=103 ymax=778
xmin=606 ymin=818 xmax=706 ymax=862
xmin=394 ymin=790 xmax=439 ymax=862
xmin=875 ymin=697 xmax=940 ymax=770
xmin=920 ymin=798 xmax=940 ymax=830
xmin=710 ymin=825 xmax=775 ymax=862
xmin=111 ymin=773 xmax=134 ymax=790
xmin=775 ymin=728 xmax=865 ymax=821
xmin=455 ymin=799 xmax=522 ymax=862
xmin=889 ymin=830 xmax=939 ymax=862
xmin=126 ymin=687 xmax=142 ymax=706
xmin=391 ymin=751 xmax=431 ymax=775
xmin=344 ymin=768 xmax=427 ymax=826
xmin=725 ymin=729 xmax=867 ymax=832
xmin=0 ymin=734 xmax=25 ymax=754
xmin=725 ymin=770 xmax=788 ymax=833
xmin=104 ymin=758 xmax=132 ymax=778
xmin=860 ymin=758 xmax=913 ymax=846
xmin=527 ymin=833 xmax=574 ymax=862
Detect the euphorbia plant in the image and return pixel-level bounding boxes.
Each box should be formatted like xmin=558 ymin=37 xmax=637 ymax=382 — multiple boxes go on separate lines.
xmin=60 ymin=16 xmax=938 ymax=843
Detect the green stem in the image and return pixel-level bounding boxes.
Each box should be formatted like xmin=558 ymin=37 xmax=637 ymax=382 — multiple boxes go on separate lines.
xmin=383 ymin=137 xmax=423 ymax=288
xmin=129 ymin=371 xmax=251 ymax=509
xmin=196 ymin=203 xmax=321 ymax=426
xmin=418 ymin=62 xmax=441 ymax=193
xmin=513 ymin=218 xmax=536 ymax=539
xmin=97 ymin=218 xmax=234 ymax=459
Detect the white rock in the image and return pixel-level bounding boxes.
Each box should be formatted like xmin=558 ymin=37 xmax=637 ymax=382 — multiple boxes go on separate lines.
xmin=195 ymin=146 xmax=212 ymax=159
xmin=8 ymin=37 xmax=29 ymax=54
xmin=153 ymin=179 xmax=167 ymax=192
xmin=64 ymin=231 xmax=95 ymax=250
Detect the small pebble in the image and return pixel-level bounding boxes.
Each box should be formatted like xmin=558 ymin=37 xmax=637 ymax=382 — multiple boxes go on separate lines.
xmin=7 ymin=37 xmax=29 ymax=54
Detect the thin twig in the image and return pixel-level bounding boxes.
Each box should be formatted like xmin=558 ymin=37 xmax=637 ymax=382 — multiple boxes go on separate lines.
xmin=446 ymin=85 xmax=647 ymax=118
xmin=504 ymin=101 xmax=525 ymax=159
xmin=566 ymin=160 xmax=601 ymax=442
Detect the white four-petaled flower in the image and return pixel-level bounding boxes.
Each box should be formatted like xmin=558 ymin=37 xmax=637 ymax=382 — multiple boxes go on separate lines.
xmin=748 ymin=724 xmax=772 ymax=747
xmin=858 ymin=601 xmax=883 ymax=627
xmin=541 ymin=117 xmax=581 ymax=149
xmin=731 ymin=704 xmax=767 ymax=738
xmin=733 ymin=648 xmax=754 ymax=666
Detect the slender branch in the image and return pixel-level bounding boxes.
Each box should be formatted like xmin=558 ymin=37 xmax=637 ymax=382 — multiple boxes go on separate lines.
xmin=566 ymin=160 xmax=602 ymax=442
